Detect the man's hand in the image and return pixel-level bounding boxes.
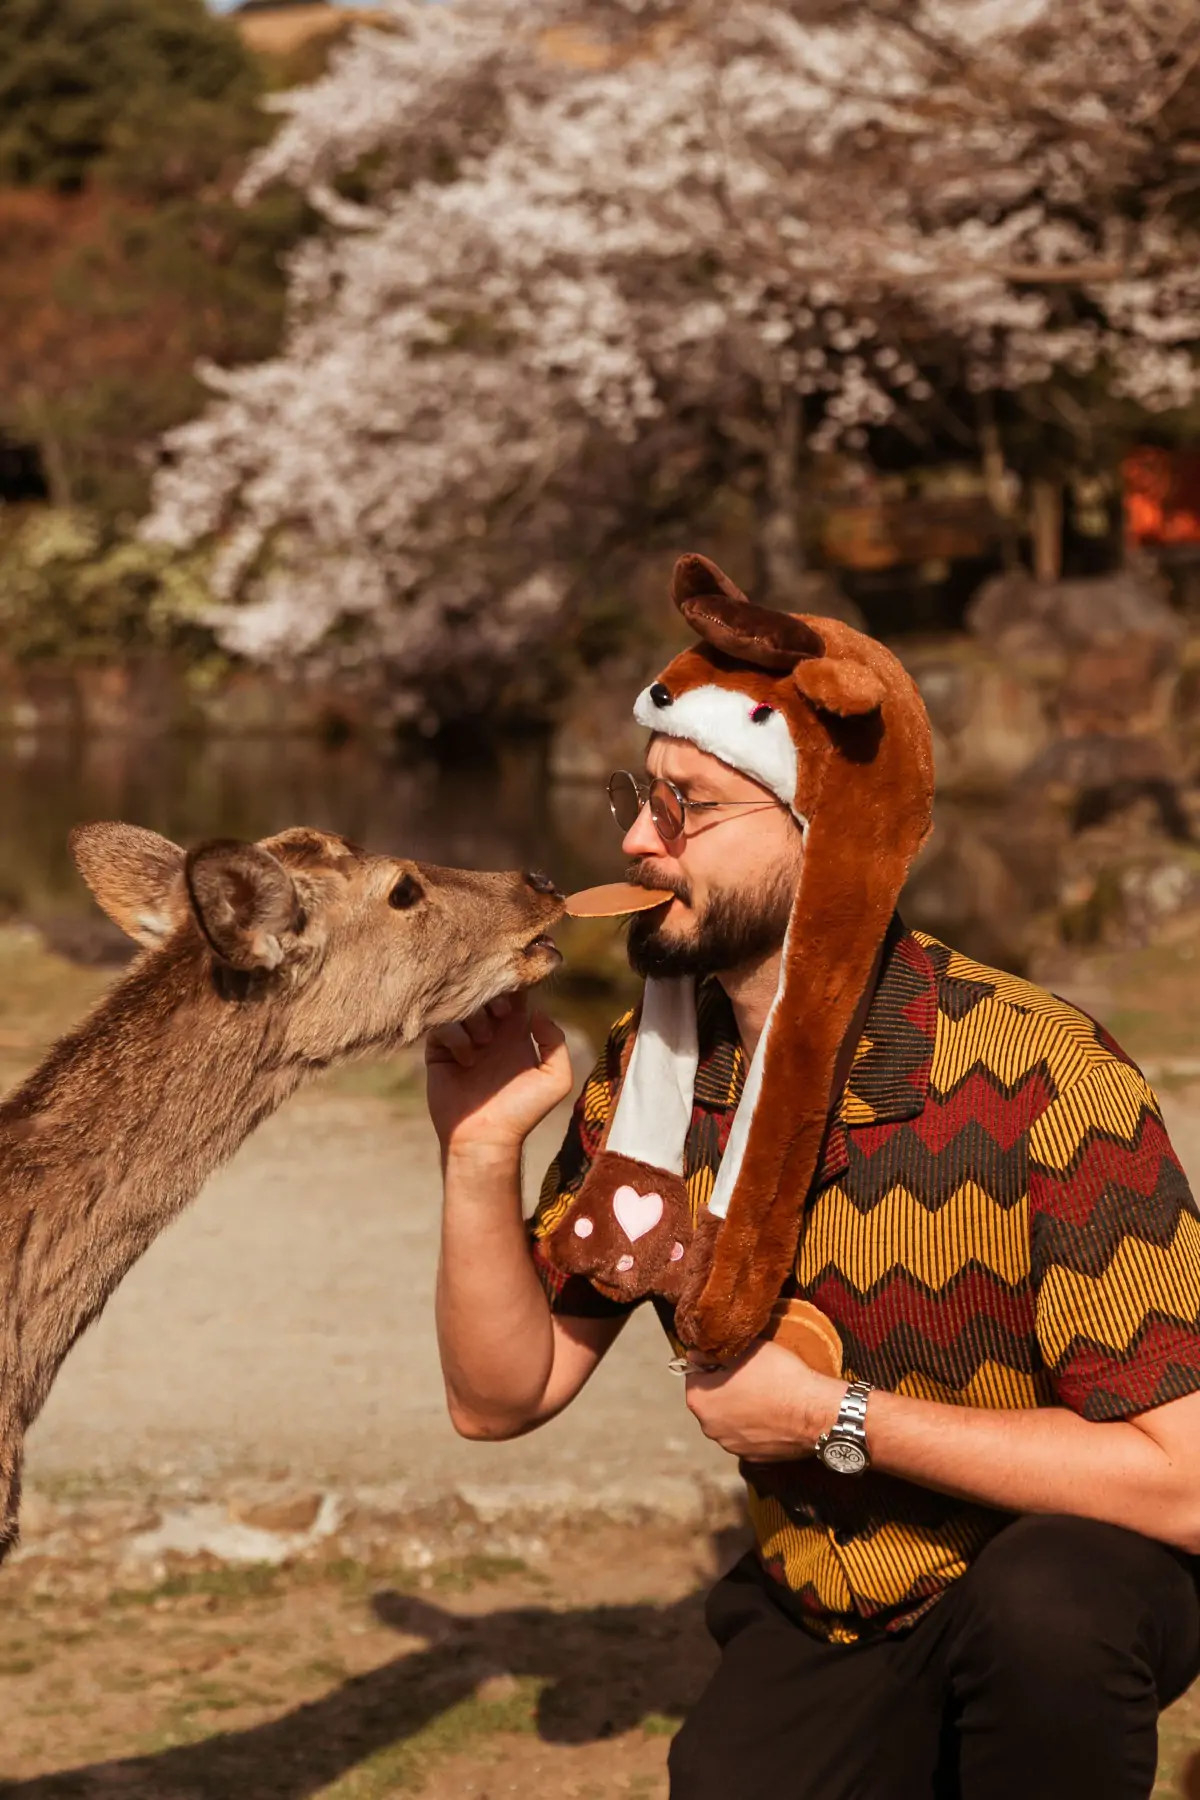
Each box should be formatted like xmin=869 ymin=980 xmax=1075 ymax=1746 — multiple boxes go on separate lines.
xmin=684 ymin=1340 xmax=846 ymax=1461
xmin=426 ymin=992 xmax=573 ymax=1157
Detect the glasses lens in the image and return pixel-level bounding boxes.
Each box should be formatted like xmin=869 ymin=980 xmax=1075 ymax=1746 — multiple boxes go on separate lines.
xmin=607 ymin=771 xmax=644 ymax=832
xmin=649 ymin=779 xmax=685 ymax=841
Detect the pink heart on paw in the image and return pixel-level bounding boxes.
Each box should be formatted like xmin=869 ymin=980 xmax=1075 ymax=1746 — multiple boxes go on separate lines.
xmin=612 ymin=1185 xmax=664 ymax=1242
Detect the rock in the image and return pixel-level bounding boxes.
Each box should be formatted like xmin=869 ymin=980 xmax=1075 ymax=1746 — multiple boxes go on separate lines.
xmin=1023 ymin=734 xmax=1189 ymax=841
xmin=227 ymin=1490 xmax=325 ymax=1534
xmin=967 ymin=570 xmax=1185 ymax=742
xmin=902 ymin=644 xmax=1051 ymax=795
xmin=905 ymin=791 xmax=1069 ymax=971
xmin=775 ymin=570 xmax=867 ymax=630
xmin=967 ymin=569 xmax=1184 ymax=661
xmin=476 ymin=1672 xmax=522 ymax=1706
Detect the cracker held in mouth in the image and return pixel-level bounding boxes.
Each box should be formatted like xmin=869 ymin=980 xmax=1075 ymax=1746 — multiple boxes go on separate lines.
xmin=564 ymin=883 xmax=674 ymax=918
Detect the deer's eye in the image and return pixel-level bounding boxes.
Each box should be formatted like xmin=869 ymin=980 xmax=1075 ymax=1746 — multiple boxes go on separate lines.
xmin=389 ymin=874 xmax=424 ymax=911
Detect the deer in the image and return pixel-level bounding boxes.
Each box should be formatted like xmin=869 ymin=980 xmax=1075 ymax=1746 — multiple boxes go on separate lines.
xmin=0 ymin=821 xmax=564 ymax=1563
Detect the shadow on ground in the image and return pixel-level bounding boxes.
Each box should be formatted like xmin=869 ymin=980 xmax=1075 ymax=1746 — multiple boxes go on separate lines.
xmin=0 ymin=1563 xmax=727 ymax=1798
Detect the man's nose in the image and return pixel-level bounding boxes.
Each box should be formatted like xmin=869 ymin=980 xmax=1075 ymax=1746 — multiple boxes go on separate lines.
xmin=622 ymin=802 xmax=667 ymax=859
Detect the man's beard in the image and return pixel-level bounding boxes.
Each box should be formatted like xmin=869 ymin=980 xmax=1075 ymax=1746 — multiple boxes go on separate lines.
xmin=625 ymin=861 xmax=797 ymax=981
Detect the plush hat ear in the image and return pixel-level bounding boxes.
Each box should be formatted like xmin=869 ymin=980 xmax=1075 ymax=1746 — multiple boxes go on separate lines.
xmin=671 ymin=554 xmax=825 ymax=671
xmin=793 ymin=657 xmax=885 ymax=718
xmin=671 ymin=553 xmax=751 ymax=611
xmin=185 ymin=839 xmax=302 ymax=972
xmin=69 ymin=822 xmax=187 ymax=948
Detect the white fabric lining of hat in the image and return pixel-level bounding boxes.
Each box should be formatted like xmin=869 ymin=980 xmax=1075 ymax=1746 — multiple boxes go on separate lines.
xmin=598 ymin=911 xmax=793 ymax=1219
xmin=632 ymin=683 xmax=801 ymax=814
xmin=603 ymin=974 xmax=696 ymax=1175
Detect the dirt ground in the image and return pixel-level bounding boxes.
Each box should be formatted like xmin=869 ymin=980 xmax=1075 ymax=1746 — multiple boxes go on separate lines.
xmin=0 ymin=1510 xmax=1195 ymax=1800
xmin=1 ymin=927 xmax=1200 ymax=1796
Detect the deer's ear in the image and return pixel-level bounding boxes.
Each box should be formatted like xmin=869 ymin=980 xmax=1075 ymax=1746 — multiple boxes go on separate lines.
xmin=69 ymin=822 xmax=187 ymax=948
xmin=185 ymin=840 xmax=302 ymax=972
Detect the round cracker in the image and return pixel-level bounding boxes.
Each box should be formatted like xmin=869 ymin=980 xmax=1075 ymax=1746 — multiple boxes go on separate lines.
xmin=764 ymin=1297 xmax=843 ymax=1379
xmin=565 ymin=882 xmax=674 ymax=918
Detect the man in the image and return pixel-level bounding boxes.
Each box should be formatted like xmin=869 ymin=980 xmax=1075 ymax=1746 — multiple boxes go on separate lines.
xmin=427 ymin=555 xmax=1200 ymax=1799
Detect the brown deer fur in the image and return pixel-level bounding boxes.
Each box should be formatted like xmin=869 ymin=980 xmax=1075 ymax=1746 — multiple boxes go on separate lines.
xmin=0 ymin=822 xmax=562 ymax=1560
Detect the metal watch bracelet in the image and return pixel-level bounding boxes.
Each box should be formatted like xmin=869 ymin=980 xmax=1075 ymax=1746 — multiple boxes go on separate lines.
xmin=815 ymin=1379 xmax=873 ymax=1475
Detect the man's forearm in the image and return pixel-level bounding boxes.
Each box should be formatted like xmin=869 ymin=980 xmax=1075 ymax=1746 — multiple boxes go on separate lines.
xmin=435 ymin=1142 xmax=555 ymax=1438
xmin=689 ymin=1347 xmax=1200 ymax=1552
xmin=862 ymin=1385 xmax=1199 ymax=1550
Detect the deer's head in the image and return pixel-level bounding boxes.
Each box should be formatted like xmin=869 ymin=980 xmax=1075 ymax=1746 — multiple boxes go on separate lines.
xmin=68 ymin=823 xmax=564 ymax=1058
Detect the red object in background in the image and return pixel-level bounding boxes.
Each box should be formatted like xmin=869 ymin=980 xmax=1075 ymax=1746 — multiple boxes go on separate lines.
xmin=1123 ymin=447 xmax=1200 ymax=548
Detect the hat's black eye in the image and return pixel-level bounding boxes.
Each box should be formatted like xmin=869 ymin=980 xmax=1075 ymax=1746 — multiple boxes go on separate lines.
xmin=751 ymin=703 xmax=774 ymax=724
xmin=649 ymin=682 xmax=672 ymax=708
xmin=389 ymin=873 xmax=424 ymax=911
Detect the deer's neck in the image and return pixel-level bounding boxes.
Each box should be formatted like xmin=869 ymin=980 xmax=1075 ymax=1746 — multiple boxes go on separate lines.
xmin=0 ymin=943 xmax=310 ymax=1440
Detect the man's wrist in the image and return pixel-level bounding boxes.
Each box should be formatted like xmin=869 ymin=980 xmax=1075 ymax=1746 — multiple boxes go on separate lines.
xmin=443 ymin=1135 xmax=525 ymax=1177
xmin=809 ymin=1376 xmax=850 ymax=1445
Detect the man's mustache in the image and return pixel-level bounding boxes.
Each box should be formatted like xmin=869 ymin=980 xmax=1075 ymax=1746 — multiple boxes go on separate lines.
xmin=625 ymin=860 xmax=692 ymax=907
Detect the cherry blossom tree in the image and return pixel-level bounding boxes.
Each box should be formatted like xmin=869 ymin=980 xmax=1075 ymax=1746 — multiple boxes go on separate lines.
xmin=144 ymin=0 xmax=1200 ymax=730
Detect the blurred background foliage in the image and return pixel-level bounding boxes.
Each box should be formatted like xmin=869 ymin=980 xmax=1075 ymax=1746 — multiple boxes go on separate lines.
xmin=0 ymin=0 xmax=312 ymax=527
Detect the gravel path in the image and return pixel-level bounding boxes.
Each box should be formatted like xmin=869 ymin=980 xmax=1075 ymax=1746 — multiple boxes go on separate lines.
xmin=24 ymin=1077 xmax=730 ymax=1503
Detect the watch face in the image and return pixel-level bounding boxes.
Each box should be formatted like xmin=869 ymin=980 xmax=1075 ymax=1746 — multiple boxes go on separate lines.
xmin=822 ymin=1438 xmax=868 ymax=1475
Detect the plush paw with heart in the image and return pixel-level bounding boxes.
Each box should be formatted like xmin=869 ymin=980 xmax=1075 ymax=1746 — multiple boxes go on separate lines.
xmin=543 ymin=1152 xmax=694 ymax=1304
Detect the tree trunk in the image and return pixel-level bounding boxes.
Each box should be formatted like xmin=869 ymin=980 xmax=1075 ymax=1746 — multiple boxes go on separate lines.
xmin=976 ymin=395 xmax=1021 ymax=573
xmin=16 ymin=387 xmax=71 ymax=509
xmin=760 ymin=387 xmax=806 ymax=604
xmin=1031 ymin=477 xmax=1063 ymax=583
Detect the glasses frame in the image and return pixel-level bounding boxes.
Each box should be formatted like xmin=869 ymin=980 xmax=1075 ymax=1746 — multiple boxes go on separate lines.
xmin=606 ymin=770 xmax=779 ymax=842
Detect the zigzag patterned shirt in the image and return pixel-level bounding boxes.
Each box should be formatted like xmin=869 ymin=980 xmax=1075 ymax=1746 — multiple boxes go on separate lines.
xmin=530 ymin=924 xmax=1200 ymax=1642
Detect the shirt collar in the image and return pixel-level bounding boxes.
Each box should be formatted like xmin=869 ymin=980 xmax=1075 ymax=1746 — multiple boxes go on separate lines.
xmin=696 ymin=918 xmax=937 ymax=1134
xmin=839 ymin=918 xmax=938 ymax=1129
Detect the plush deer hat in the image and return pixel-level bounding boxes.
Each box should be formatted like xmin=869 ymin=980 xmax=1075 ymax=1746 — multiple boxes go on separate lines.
xmin=543 ymin=553 xmax=935 ymax=1361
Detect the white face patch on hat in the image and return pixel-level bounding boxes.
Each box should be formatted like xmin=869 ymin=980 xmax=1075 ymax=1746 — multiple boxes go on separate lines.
xmin=632 ymin=683 xmax=799 ymax=814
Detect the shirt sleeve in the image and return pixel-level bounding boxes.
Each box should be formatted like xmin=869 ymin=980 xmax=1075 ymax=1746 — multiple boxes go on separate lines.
xmin=1028 ymin=1057 xmax=1200 ymax=1421
xmin=527 ymin=1009 xmax=639 ymax=1320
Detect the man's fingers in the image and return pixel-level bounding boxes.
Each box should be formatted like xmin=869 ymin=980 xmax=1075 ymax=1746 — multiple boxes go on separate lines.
xmin=426 ymin=1021 xmax=476 ymax=1067
xmin=461 ymin=1008 xmax=494 ymax=1047
xmin=529 ymin=1010 xmax=566 ymax=1055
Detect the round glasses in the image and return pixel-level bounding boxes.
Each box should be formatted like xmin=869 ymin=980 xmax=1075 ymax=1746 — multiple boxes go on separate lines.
xmin=606 ymin=770 xmax=778 ymax=841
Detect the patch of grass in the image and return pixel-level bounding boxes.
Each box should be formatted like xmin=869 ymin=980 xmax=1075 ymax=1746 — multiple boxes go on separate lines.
xmin=0 ymin=1655 xmax=37 ymax=1675
xmin=429 ymin=1553 xmax=530 ymax=1594
xmin=304 ymin=1654 xmax=350 ymax=1684
xmin=132 ymin=1719 xmax=216 ymax=1756
xmin=110 ymin=1562 xmax=282 ymax=1608
xmin=320 ymin=1676 xmax=545 ymax=1798
xmin=180 ymin=1677 xmax=265 ymax=1713
xmin=640 ymin=1713 xmax=679 ymax=1738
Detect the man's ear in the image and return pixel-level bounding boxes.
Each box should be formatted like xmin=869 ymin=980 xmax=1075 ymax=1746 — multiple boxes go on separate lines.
xmin=69 ymin=822 xmax=188 ymax=948
xmin=185 ymin=840 xmax=302 ymax=972
xmin=793 ymin=657 xmax=885 ymax=717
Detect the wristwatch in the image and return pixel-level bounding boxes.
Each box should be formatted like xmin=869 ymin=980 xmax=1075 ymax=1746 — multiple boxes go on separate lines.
xmin=815 ymin=1380 xmax=873 ymax=1475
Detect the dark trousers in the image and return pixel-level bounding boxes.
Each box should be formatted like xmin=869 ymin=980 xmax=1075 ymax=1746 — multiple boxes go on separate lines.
xmin=669 ymin=1515 xmax=1200 ymax=1800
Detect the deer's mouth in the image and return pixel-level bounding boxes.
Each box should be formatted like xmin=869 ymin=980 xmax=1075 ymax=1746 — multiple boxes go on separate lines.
xmin=523 ymin=931 xmax=562 ymax=963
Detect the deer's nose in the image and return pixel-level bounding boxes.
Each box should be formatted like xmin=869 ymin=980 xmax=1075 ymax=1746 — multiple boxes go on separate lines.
xmin=524 ymin=870 xmax=563 ymax=898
